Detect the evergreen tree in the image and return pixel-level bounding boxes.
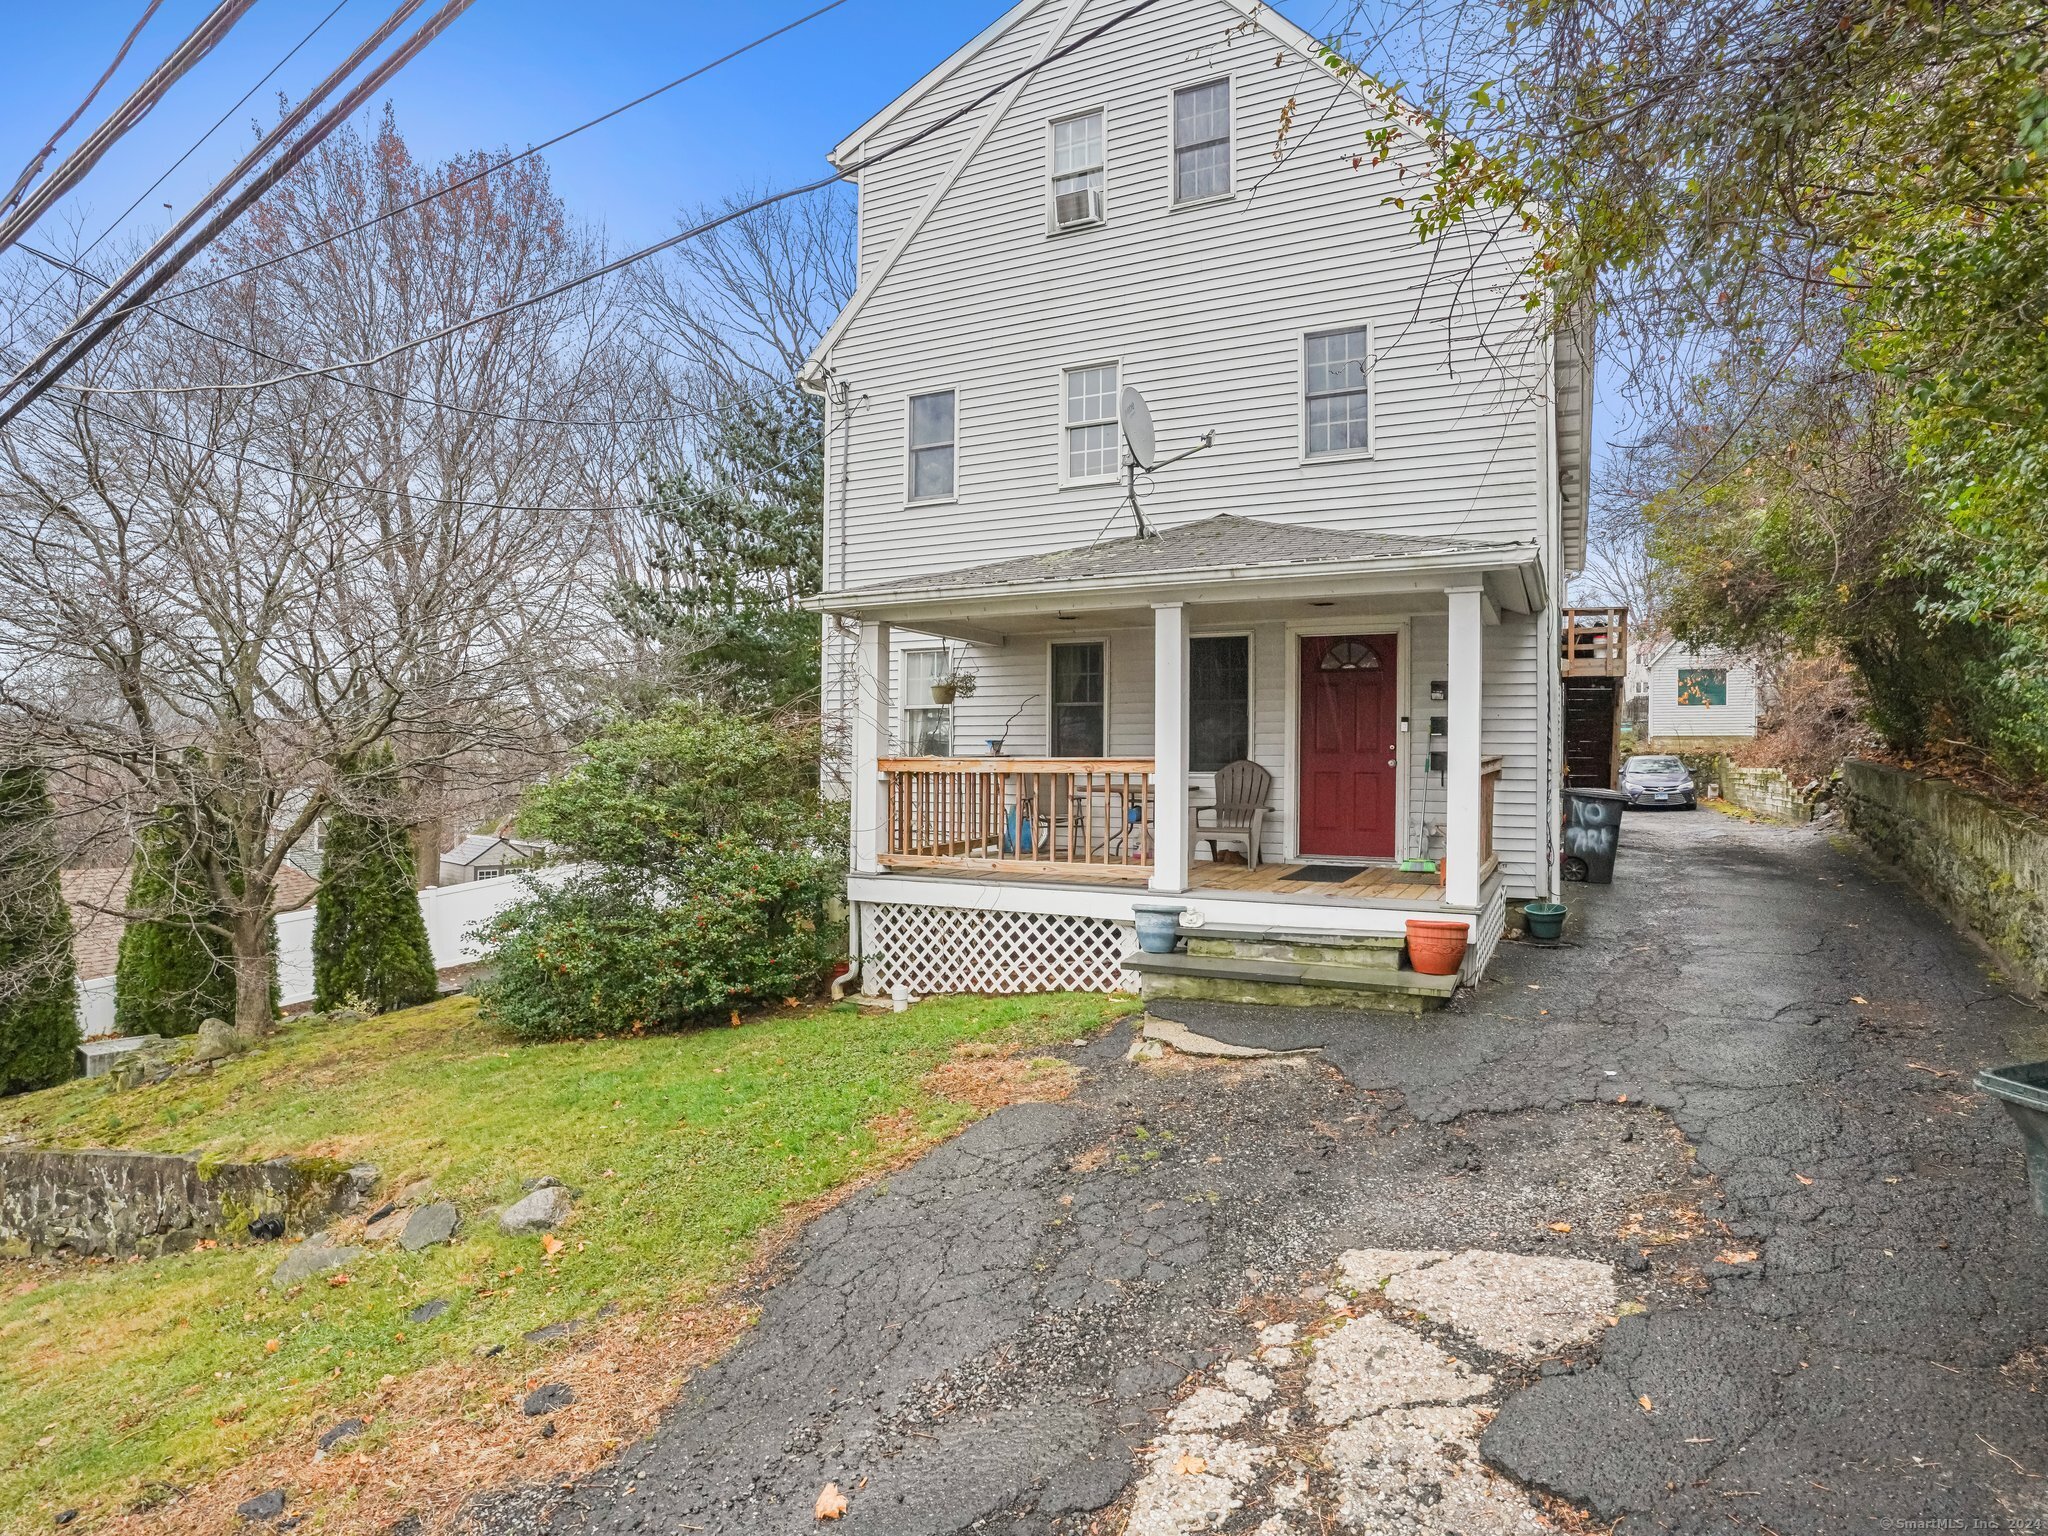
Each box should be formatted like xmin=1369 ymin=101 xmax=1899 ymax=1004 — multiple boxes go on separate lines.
xmin=313 ymin=750 xmax=437 ymax=1013
xmin=114 ymin=813 xmax=236 ymax=1038
xmin=0 ymin=763 xmax=80 ymax=1093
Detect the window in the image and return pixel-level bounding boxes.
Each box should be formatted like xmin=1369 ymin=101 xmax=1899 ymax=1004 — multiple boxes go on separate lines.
xmin=1172 ymin=79 xmax=1231 ymax=203
xmin=1676 ymin=668 xmax=1728 ymax=707
xmin=1063 ymin=363 xmax=1119 ymax=481
xmin=473 ymin=867 xmax=505 ymax=880
xmin=907 ymin=390 xmax=956 ymax=502
xmin=1049 ymin=642 xmax=1106 ymax=756
xmin=902 ymin=648 xmax=954 ymax=755
xmin=1190 ymin=635 xmax=1250 ymax=772
xmin=1304 ymin=326 xmax=1371 ymax=457
xmin=1050 ymin=111 xmax=1105 ymax=229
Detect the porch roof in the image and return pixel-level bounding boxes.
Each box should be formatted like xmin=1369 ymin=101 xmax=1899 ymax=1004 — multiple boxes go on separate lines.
xmin=807 ymin=515 xmax=1546 ymax=635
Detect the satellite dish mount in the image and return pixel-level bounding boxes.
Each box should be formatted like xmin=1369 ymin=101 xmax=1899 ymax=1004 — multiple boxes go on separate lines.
xmin=1118 ymin=384 xmax=1213 ymax=539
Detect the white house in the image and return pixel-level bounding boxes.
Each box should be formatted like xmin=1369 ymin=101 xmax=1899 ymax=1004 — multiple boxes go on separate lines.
xmin=1627 ymin=639 xmax=1760 ymax=747
xmin=800 ymin=0 xmax=1592 ymax=1006
xmin=437 ymin=833 xmax=545 ymax=886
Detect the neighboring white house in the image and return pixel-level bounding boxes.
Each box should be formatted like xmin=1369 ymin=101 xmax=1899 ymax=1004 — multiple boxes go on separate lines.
xmin=1627 ymin=639 xmax=1760 ymax=746
xmin=437 ymin=834 xmax=545 ymax=886
xmin=800 ymin=0 xmax=1592 ymax=1003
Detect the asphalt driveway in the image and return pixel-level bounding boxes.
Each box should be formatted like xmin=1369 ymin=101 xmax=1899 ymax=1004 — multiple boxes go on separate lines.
xmin=473 ymin=811 xmax=2048 ymax=1535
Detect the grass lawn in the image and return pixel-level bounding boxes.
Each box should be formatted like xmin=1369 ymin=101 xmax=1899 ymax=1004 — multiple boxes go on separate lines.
xmin=0 ymin=991 xmax=1132 ymax=1534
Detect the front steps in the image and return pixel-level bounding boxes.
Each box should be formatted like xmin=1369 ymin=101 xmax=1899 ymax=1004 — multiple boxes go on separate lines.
xmin=1122 ymin=925 xmax=1458 ymax=1014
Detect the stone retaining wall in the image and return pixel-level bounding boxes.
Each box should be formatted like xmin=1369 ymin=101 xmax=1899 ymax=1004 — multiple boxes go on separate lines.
xmin=0 ymin=1146 xmax=375 ymax=1258
xmin=1839 ymin=759 xmax=2048 ymax=995
xmin=1718 ymin=764 xmax=1820 ymax=822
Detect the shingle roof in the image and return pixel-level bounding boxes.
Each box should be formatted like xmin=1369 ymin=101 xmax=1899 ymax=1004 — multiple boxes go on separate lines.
xmin=844 ymin=514 xmax=1513 ymax=598
xmin=61 ymin=865 xmax=319 ymax=981
xmin=442 ymin=834 xmax=541 ymax=868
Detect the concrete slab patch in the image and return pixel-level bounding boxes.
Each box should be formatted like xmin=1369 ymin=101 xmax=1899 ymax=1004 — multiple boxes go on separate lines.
xmin=1382 ymin=1248 xmax=1621 ymax=1359
xmin=1141 ymin=1016 xmax=1321 ymax=1059
xmin=1307 ymin=1314 xmax=1493 ymax=1426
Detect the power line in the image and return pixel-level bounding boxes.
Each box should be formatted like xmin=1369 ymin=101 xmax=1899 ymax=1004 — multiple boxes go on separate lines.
xmin=1 ymin=0 xmax=167 ymax=218
xmin=0 ymin=0 xmax=455 ymax=416
xmin=0 ymin=0 xmax=261 ymax=257
xmin=21 ymin=242 xmax=716 ymax=430
xmin=50 ymin=0 xmax=1171 ymax=406
xmin=159 ymin=0 xmax=856 ymax=306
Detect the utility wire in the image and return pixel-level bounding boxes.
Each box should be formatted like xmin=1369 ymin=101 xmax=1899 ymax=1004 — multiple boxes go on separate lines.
xmin=0 ymin=0 xmax=447 ymax=413
xmin=8 ymin=0 xmax=356 ymax=341
xmin=1 ymin=0 xmax=167 ymax=218
xmin=159 ymin=0 xmax=855 ymax=306
xmin=21 ymin=242 xmax=716 ymax=430
xmin=0 ymin=0 xmax=261 ymax=257
xmin=0 ymin=0 xmax=849 ymax=423
xmin=41 ymin=0 xmax=1170 ymax=409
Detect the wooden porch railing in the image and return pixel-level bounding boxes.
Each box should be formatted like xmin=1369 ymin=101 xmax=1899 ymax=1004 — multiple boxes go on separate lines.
xmin=1561 ymin=606 xmax=1629 ymax=677
xmin=878 ymin=758 xmax=1156 ymax=882
xmin=1480 ymin=755 xmax=1504 ymax=876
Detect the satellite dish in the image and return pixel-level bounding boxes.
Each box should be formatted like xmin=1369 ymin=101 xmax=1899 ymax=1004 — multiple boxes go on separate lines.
xmin=1119 ymin=385 xmax=1156 ymax=471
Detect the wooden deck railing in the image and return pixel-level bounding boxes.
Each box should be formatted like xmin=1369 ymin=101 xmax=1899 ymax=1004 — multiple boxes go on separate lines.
xmin=1561 ymin=606 xmax=1629 ymax=677
xmin=1480 ymin=755 xmax=1504 ymax=875
xmin=878 ymin=758 xmax=1156 ymax=882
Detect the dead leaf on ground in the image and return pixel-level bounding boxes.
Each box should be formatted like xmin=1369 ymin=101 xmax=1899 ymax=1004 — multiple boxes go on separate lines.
xmin=1548 ymin=1222 xmax=1573 ymax=1234
xmin=1795 ymin=1174 xmax=1815 ymax=1186
xmin=541 ymin=1234 xmax=564 ymax=1256
xmin=1715 ymin=1249 xmax=1760 ymax=1265
xmin=814 ymin=1481 xmax=849 ymax=1520
xmin=1173 ymin=1454 xmax=1208 ymax=1476
xmin=1851 ymin=996 xmax=1870 ymax=1006
xmin=1638 ymin=1395 xmax=1654 ymax=1413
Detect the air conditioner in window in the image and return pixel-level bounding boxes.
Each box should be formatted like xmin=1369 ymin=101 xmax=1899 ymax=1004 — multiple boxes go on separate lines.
xmin=1054 ymin=186 xmax=1104 ymax=230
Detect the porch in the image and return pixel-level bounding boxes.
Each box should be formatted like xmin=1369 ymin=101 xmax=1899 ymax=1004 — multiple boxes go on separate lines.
xmin=810 ymin=514 xmax=1549 ymax=999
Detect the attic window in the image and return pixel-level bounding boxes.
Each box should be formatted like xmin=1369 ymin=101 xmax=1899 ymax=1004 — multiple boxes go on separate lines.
xmin=1173 ymin=79 xmax=1231 ymax=203
xmin=1051 ymin=111 xmax=1105 ymax=230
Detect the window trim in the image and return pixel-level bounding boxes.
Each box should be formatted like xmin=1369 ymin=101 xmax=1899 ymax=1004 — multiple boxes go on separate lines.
xmin=1045 ymin=637 xmax=1111 ymax=759
xmin=904 ymin=386 xmax=960 ymax=506
xmin=900 ymin=645 xmax=956 ymax=756
xmin=1045 ymin=106 xmax=1109 ymax=235
xmin=1297 ymin=322 xmax=1376 ymax=463
xmin=1168 ymin=74 xmax=1236 ymax=209
xmin=1189 ymin=628 xmax=1254 ymax=777
xmin=1057 ymin=358 xmax=1123 ymax=488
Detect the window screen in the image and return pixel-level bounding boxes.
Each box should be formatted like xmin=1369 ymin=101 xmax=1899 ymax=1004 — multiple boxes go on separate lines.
xmin=908 ymin=390 xmax=956 ymax=501
xmin=1173 ymin=79 xmax=1231 ymax=202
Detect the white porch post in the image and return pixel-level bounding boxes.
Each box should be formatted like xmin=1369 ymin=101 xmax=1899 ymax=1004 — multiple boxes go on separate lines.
xmin=1445 ymin=586 xmax=1485 ymax=909
xmin=851 ymin=619 xmax=892 ymax=875
xmin=1150 ymin=601 xmax=1191 ymax=894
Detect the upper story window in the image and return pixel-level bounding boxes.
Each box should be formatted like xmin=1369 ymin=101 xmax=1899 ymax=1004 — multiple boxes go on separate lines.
xmin=1063 ymin=363 xmax=1119 ymax=482
xmin=907 ymin=389 xmax=956 ymax=502
xmin=1050 ymin=110 xmax=1105 ymax=230
xmin=1172 ymin=79 xmax=1231 ymax=204
xmin=1303 ymin=326 xmax=1372 ymax=458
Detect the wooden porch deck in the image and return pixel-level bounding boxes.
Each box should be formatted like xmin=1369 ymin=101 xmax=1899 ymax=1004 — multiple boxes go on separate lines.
xmin=872 ymin=856 xmax=1452 ymax=907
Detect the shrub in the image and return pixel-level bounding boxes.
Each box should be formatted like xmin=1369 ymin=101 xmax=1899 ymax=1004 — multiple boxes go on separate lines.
xmin=474 ymin=705 xmax=844 ymax=1039
xmin=313 ymin=749 xmax=437 ymax=1014
xmin=0 ymin=763 xmax=80 ymax=1093
xmin=114 ymin=814 xmax=236 ymax=1039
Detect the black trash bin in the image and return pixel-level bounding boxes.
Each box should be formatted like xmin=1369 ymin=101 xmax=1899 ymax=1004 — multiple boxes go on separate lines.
xmin=1562 ymin=787 xmax=1626 ymax=883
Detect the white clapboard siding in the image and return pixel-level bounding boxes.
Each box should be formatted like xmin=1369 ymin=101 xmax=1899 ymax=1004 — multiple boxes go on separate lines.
xmin=818 ymin=0 xmax=1572 ymax=900
xmin=1644 ymin=644 xmax=1760 ymax=740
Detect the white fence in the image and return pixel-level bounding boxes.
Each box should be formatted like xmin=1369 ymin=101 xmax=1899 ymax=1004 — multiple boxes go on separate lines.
xmin=76 ymin=869 xmax=579 ymax=1040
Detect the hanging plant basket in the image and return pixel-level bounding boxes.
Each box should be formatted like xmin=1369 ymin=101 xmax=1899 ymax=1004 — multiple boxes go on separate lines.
xmin=930 ymin=681 xmax=958 ymax=705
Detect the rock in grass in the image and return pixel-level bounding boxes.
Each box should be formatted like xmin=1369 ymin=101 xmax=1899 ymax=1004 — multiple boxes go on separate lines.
xmin=499 ymin=1185 xmax=573 ymax=1234
xmin=271 ymin=1234 xmax=362 ymax=1289
xmin=53 ymin=1511 xmax=78 ymax=1527
xmin=408 ymin=1299 xmax=449 ymax=1324
xmin=398 ymin=1201 xmax=459 ymax=1252
xmin=522 ymin=1383 xmax=575 ymax=1416
xmin=317 ymin=1419 xmax=366 ymax=1452
xmin=237 ymin=1489 xmax=286 ymax=1522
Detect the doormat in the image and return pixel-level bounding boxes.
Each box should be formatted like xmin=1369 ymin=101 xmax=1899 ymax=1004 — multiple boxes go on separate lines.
xmin=1279 ymin=864 xmax=1363 ymax=883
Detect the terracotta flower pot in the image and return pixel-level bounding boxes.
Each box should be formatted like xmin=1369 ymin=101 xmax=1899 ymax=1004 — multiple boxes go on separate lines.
xmin=1404 ymin=918 xmax=1470 ymax=977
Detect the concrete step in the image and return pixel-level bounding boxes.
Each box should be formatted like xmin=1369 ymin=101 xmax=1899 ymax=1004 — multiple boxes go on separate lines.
xmin=1122 ymin=948 xmax=1457 ymax=1014
xmin=1182 ymin=925 xmax=1405 ymax=970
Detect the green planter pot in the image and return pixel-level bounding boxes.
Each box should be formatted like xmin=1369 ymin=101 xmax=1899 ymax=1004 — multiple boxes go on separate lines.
xmin=1522 ymin=902 xmax=1567 ymax=942
xmin=1978 ymin=1062 xmax=2048 ymax=1218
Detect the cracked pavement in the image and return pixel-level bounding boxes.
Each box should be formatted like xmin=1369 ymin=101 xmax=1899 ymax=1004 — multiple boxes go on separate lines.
xmin=468 ymin=813 xmax=2048 ymax=1535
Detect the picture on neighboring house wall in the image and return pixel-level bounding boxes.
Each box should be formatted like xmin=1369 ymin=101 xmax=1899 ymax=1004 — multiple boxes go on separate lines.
xmin=1676 ymin=668 xmax=1729 ymax=707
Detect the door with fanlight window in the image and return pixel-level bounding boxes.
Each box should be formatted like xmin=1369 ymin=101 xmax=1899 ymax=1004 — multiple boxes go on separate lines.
xmin=1298 ymin=634 xmax=1399 ymax=859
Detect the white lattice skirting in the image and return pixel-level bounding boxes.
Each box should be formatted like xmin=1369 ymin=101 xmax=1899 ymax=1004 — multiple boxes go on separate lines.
xmin=861 ymin=902 xmax=1134 ymax=997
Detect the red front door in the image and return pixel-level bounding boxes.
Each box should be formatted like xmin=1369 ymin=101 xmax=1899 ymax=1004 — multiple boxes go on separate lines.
xmin=1299 ymin=633 xmax=1399 ymax=859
